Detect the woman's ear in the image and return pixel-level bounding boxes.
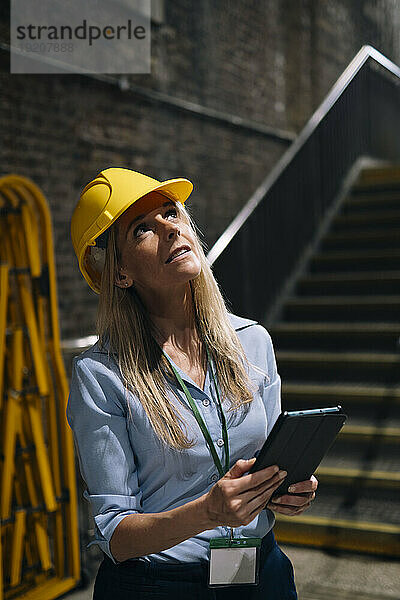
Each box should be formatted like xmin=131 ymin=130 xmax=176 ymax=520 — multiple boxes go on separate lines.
xmin=115 ymin=269 xmax=134 ymax=289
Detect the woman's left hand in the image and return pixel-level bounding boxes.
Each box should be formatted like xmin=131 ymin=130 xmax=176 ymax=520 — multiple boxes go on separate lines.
xmin=267 ymin=475 xmax=318 ymax=516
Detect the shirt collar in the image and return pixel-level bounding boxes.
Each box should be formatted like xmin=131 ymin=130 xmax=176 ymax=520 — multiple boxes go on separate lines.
xmin=163 ymin=349 xmax=211 ymax=393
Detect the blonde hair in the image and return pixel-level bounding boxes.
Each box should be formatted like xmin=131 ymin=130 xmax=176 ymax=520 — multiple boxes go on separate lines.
xmin=96 ymin=202 xmax=254 ymax=450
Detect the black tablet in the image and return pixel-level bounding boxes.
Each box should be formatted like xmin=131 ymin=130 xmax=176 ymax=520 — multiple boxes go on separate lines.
xmin=249 ymin=406 xmax=347 ymax=498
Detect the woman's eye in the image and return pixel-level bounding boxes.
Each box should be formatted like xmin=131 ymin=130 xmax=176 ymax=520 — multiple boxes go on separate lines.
xmin=133 ymin=222 xmax=149 ymax=237
xmin=165 ymin=208 xmax=178 ymax=219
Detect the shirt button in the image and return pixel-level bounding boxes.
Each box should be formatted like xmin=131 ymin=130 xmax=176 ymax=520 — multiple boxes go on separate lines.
xmin=210 ymin=474 xmax=218 ymax=483
xmin=202 ymin=398 xmax=210 ymax=407
xmin=216 ymin=438 xmax=224 ymax=447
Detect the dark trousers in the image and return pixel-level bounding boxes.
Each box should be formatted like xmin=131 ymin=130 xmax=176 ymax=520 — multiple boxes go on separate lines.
xmin=92 ymin=530 xmax=297 ymax=599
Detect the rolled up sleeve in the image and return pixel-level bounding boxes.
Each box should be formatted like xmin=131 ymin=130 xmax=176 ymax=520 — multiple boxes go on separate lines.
xmin=66 ymin=356 xmax=142 ymax=564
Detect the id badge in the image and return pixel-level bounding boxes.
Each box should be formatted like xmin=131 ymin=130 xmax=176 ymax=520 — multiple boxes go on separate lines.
xmin=208 ymin=537 xmax=261 ymax=588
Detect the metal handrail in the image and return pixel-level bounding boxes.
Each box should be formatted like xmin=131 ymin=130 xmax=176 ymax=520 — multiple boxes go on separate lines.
xmin=206 ymin=45 xmax=400 ymax=324
xmin=207 ymin=45 xmax=400 ymax=265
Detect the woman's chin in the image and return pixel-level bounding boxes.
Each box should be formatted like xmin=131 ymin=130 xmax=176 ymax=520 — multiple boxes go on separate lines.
xmin=166 ymin=258 xmax=201 ymax=281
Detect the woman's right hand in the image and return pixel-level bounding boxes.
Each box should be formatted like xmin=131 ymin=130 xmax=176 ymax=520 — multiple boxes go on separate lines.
xmin=203 ymin=458 xmax=287 ymax=528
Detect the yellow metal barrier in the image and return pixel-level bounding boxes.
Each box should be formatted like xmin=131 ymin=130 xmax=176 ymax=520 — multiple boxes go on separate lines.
xmin=0 ymin=175 xmax=80 ymax=599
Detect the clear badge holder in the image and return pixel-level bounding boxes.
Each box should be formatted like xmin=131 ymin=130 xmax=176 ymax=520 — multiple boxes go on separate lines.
xmin=208 ymin=537 xmax=261 ymax=588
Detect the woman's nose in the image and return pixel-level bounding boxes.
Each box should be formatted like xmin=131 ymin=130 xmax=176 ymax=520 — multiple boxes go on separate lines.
xmin=164 ymin=221 xmax=180 ymax=239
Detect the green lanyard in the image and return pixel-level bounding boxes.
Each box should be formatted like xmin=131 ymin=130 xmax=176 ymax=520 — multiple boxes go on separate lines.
xmin=164 ymin=346 xmax=229 ymax=478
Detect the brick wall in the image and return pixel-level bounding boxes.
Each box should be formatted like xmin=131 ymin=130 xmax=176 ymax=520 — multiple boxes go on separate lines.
xmin=1 ymin=0 xmax=399 ymax=338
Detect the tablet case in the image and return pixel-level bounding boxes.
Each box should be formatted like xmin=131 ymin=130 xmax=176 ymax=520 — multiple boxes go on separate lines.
xmin=249 ymin=407 xmax=347 ymax=498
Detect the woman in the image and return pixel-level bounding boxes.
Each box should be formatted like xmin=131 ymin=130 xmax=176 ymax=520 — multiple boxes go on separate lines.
xmin=68 ymin=167 xmax=317 ymax=599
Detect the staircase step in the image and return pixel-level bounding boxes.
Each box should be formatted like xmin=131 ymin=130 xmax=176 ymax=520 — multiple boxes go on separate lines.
xmin=316 ymin=467 xmax=400 ymax=489
xmin=338 ymin=413 xmax=400 ymax=430
xmin=276 ymin=350 xmax=400 ymax=383
xmin=338 ymin=424 xmax=400 ymax=443
xmin=307 ymin=483 xmax=400 ymax=524
xmin=348 ymin=188 xmax=400 ymax=201
xmin=296 ymin=271 xmax=400 ymax=296
xmin=271 ymin=322 xmax=400 ymax=351
xmin=322 ymin=228 xmax=400 ymax=250
xmin=287 ymin=478 xmax=400 ymax=524
xmin=310 ymin=249 xmax=400 ymax=272
xmin=282 ymin=381 xmax=400 ymax=405
xmin=283 ymin=295 xmax=400 ymax=321
xmin=275 ymin=509 xmax=400 ymax=557
xmin=332 ymin=209 xmax=400 ymax=229
xmin=355 ymin=166 xmax=400 ymax=188
xmin=322 ymin=436 xmax=400 ymax=478
xmin=342 ymin=193 xmax=400 ymax=216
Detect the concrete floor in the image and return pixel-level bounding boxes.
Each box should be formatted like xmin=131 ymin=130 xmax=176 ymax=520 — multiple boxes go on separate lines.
xmin=60 ymin=545 xmax=400 ymax=600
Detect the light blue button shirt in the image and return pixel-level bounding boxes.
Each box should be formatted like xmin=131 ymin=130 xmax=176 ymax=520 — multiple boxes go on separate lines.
xmin=66 ymin=314 xmax=281 ymax=565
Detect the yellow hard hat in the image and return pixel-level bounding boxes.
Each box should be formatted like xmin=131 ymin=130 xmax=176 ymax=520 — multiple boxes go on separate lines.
xmin=71 ymin=167 xmax=193 ymax=293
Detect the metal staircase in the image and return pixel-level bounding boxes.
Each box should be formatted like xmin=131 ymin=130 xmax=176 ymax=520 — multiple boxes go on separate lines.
xmin=270 ymin=166 xmax=400 ymax=556
xmin=209 ymin=46 xmax=400 ymax=556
